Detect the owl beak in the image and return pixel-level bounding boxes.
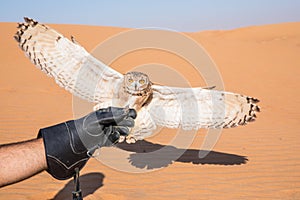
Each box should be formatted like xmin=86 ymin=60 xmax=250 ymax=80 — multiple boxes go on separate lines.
xmin=134 ymin=83 xmax=138 ymax=90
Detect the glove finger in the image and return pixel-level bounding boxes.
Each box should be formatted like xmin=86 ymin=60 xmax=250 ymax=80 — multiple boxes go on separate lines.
xmin=97 ymin=111 xmax=125 ymax=125
xmin=103 ymin=126 xmax=120 ymax=145
xmin=84 ymin=121 xmax=104 ymax=136
xmin=127 ymin=109 xmax=137 ymax=119
xmin=96 ymin=107 xmax=127 ymax=125
xmin=99 ymin=117 xmax=123 ymax=126
xmin=117 ymin=118 xmax=135 ymax=127
xmin=110 ymin=109 xmax=137 ymax=125
xmin=108 ymin=130 xmax=120 ymax=144
xmin=97 ymin=106 xmax=125 ymax=114
xmin=98 ymin=108 xmax=137 ymax=126
xmin=115 ymin=126 xmax=130 ymax=136
xmin=106 ymin=107 xmax=137 ymax=119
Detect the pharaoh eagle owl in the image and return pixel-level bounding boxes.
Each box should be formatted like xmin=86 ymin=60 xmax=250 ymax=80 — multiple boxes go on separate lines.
xmin=15 ymin=18 xmax=260 ymax=143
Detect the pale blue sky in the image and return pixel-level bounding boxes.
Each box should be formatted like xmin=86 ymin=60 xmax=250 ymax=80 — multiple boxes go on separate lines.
xmin=1 ymin=0 xmax=299 ymax=32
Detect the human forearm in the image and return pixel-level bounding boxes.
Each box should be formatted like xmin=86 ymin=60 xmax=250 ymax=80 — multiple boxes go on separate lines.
xmin=0 ymin=107 xmax=136 ymax=188
xmin=0 ymin=138 xmax=47 ymax=187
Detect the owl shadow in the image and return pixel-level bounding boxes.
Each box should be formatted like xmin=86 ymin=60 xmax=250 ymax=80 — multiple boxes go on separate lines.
xmin=116 ymin=140 xmax=248 ymax=170
xmin=52 ymin=172 xmax=104 ymax=200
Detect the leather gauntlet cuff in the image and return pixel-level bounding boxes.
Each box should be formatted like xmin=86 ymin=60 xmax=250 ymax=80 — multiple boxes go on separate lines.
xmin=38 ymin=121 xmax=89 ymax=180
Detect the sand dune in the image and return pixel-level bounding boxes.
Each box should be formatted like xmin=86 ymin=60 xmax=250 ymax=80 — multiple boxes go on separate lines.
xmin=0 ymin=21 xmax=299 ymax=199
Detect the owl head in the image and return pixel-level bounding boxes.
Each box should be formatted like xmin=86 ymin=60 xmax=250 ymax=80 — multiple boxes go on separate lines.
xmin=124 ymin=72 xmax=151 ymax=95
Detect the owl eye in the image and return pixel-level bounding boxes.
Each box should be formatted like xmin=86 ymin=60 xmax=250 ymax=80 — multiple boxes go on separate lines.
xmin=139 ymin=79 xmax=145 ymax=84
xmin=128 ymin=78 xmax=133 ymax=83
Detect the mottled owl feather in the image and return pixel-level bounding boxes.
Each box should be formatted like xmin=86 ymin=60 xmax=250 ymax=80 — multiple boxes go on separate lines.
xmin=147 ymin=85 xmax=260 ymax=129
xmin=14 ymin=17 xmax=123 ymax=104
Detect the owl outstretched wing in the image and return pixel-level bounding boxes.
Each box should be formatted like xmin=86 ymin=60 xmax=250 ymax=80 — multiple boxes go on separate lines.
xmin=142 ymin=85 xmax=260 ymax=130
xmin=15 ymin=17 xmax=123 ymax=103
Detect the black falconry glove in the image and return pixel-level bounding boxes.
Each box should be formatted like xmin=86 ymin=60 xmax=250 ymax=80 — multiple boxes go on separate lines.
xmin=38 ymin=107 xmax=137 ymax=180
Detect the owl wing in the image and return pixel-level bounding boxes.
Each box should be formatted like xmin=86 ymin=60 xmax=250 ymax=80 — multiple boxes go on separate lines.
xmin=15 ymin=17 xmax=123 ymax=103
xmin=142 ymin=85 xmax=260 ymax=130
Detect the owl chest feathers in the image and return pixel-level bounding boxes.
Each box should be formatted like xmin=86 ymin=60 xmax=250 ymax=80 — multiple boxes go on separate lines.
xmin=117 ymin=82 xmax=153 ymax=111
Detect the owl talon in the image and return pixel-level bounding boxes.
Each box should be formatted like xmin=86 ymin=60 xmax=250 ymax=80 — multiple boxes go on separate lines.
xmin=126 ymin=136 xmax=136 ymax=144
xmin=118 ymin=135 xmax=125 ymax=143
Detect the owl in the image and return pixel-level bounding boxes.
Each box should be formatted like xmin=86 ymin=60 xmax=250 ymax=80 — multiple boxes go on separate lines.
xmin=15 ymin=17 xmax=260 ymax=143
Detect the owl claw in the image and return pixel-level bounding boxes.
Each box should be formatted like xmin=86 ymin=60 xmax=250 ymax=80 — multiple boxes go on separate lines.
xmin=118 ymin=135 xmax=125 ymax=143
xmin=118 ymin=135 xmax=136 ymax=143
xmin=125 ymin=135 xmax=136 ymax=144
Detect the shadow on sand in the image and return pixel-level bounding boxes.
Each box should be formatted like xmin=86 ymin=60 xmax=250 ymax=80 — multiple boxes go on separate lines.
xmin=116 ymin=140 xmax=248 ymax=170
xmin=54 ymin=140 xmax=247 ymax=198
xmin=53 ymin=172 xmax=104 ymax=200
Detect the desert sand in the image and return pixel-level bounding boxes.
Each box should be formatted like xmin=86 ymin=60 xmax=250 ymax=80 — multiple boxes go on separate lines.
xmin=0 ymin=21 xmax=299 ymax=199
